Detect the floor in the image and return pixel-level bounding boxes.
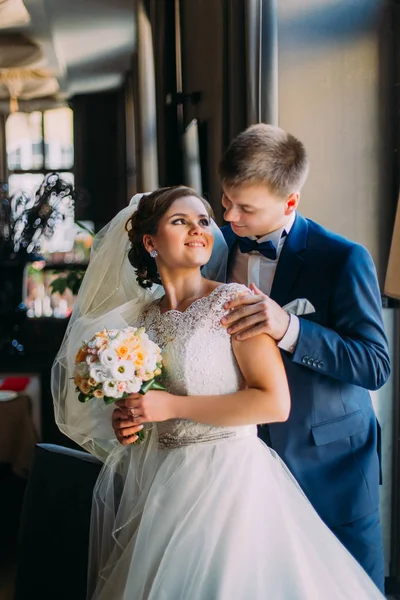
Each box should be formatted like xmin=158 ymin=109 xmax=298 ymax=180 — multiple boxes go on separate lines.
xmin=0 ymin=464 xmax=399 ymax=600
xmin=0 ymin=557 xmax=17 ymax=600
xmin=0 ymin=466 xmax=26 ymax=600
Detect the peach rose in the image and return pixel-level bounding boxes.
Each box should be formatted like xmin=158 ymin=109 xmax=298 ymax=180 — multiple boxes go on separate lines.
xmin=78 ymin=379 xmax=91 ymax=394
xmin=115 ymin=344 xmax=129 ymax=359
xmin=75 ymin=347 xmax=88 ymax=364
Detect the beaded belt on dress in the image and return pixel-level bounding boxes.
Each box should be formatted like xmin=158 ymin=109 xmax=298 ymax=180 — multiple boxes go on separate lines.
xmin=157 ymin=425 xmax=257 ymax=449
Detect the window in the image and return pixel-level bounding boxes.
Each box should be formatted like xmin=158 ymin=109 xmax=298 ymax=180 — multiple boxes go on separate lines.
xmin=6 ymin=107 xmax=74 ymax=216
xmin=5 ymin=107 xmax=93 ymax=318
xmin=6 ymin=107 xmax=76 ymax=256
xmin=6 ymin=107 xmax=74 ymax=176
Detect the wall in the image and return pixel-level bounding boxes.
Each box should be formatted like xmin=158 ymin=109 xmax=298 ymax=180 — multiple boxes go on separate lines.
xmin=371 ymin=309 xmax=399 ymax=576
xmin=72 ymin=90 xmax=127 ymax=229
xmin=277 ymin=0 xmax=394 ymax=286
xmin=180 ymin=0 xmax=247 ymax=222
xmin=277 ymin=1 xmax=399 ymax=576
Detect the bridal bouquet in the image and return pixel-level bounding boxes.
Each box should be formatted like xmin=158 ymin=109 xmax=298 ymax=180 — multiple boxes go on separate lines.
xmin=74 ymin=326 xmax=165 ymax=440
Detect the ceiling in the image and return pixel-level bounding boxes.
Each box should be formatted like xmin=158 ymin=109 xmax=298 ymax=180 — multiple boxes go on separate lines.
xmin=1 ymin=0 xmax=136 ymax=103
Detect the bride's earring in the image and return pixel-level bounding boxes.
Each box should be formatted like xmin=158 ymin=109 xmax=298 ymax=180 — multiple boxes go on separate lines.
xmin=149 ymin=249 xmax=158 ymax=258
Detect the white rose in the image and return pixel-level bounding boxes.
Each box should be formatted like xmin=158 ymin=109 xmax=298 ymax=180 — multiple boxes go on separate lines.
xmin=99 ymin=348 xmax=118 ymax=367
xmin=144 ymin=358 xmax=157 ymax=373
xmin=102 ymin=379 xmax=123 ymax=398
xmin=126 ymin=378 xmax=142 ymax=394
xmin=108 ymin=339 xmax=120 ymax=350
xmin=89 ymin=366 xmax=107 ymax=383
xmin=125 ymin=326 xmax=138 ymax=335
xmin=111 ymin=360 xmax=135 ymax=381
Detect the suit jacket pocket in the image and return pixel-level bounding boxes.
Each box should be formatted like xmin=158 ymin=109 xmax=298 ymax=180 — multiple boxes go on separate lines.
xmin=311 ymin=410 xmax=366 ymax=446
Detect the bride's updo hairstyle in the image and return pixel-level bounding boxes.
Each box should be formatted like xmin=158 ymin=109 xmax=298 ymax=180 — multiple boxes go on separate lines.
xmin=126 ymin=185 xmax=213 ymax=289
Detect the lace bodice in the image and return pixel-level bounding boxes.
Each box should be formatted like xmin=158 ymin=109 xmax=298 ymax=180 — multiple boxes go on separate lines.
xmin=140 ymin=283 xmax=257 ymax=448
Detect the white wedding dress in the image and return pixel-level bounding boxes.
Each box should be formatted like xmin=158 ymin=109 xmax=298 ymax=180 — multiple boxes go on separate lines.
xmin=87 ymin=283 xmax=384 ymax=600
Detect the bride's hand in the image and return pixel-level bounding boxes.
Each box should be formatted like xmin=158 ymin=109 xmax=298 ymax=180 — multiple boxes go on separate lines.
xmin=116 ymin=391 xmax=176 ymax=423
xmin=111 ymin=407 xmax=144 ymax=445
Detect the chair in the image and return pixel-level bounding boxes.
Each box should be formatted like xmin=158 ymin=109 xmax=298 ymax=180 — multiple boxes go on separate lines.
xmin=14 ymin=443 xmax=102 ymax=600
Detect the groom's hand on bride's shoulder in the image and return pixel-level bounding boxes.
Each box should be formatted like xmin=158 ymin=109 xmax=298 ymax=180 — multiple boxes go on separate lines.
xmin=111 ymin=406 xmax=144 ymax=445
xmin=221 ymin=283 xmax=290 ymax=342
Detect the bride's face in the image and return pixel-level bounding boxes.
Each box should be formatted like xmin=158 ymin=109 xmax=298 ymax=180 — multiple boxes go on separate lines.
xmin=144 ymin=196 xmax=214 ymax=270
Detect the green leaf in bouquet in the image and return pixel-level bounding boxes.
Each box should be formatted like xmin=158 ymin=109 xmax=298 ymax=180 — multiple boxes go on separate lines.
xmin=78 ymin=392 xmax=91 ymax=403
xmin=136 ymin=428 xmax=146 ymax=442
xmin=103 ymin=396 xmax=117 ymax=405
xmin=140 ymin=378 xmax=166 ymax=395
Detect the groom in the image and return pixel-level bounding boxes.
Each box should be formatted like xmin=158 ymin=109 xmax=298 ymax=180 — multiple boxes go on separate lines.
xmin=112 ymin=124 xmax=390 ymax=591
xmin=216 ymin=123 xmax=390 ymax=592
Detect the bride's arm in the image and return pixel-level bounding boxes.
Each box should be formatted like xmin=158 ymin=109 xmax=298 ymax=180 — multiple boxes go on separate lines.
xmin=119 ymin=333 xmax=290 ymax=428
xmin=172 ymin=333 xmax=290 ymax=425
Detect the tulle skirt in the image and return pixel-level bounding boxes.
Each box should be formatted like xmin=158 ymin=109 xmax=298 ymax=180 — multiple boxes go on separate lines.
xmin=88 ymin=430 xmax=384 ymax=600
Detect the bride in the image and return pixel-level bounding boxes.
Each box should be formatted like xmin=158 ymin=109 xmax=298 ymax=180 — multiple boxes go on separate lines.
xmin=52 ymin=185 xmax=385 ymax=599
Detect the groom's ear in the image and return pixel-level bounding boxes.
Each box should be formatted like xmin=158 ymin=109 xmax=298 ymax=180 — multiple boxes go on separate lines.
xmin=284 ymin=193 xmax=299 ymax=215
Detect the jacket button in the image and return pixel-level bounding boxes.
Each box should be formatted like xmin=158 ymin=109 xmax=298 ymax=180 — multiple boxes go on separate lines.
xmin=307 ymin=358 xmax=314 ymax=366
xmin=302 ymin=356 xmax=309 ymax=364
xmin=313 ymin=360 xmax=319 ymax=367
xmin=318 ymin=362 xmax=324 ymax=369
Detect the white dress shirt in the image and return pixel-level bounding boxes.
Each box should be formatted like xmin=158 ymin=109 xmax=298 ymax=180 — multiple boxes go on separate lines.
xmin=228 ymin=213 xmax=299 ymax=353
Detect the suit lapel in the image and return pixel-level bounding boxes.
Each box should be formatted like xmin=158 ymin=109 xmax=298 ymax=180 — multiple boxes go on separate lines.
xmin=221 ymin=225 xmax=237 ymax=251
xmin=221 ymin=225 xmax=238 ymax=281
xmin=270 ymin=213 xmax=308 ymax=306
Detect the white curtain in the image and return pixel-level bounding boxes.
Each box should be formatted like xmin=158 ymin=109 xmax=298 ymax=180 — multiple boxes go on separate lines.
xmin=136 ymin=0 xmax=159 ymax=191
xmin=244 ymin=0 xmax=278 ymax=126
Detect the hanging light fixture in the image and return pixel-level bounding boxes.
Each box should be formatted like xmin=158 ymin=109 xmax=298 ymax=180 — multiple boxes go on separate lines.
xmin=0 ymin=68 xmax=59 ymax=113
xmin=0 ymin=34 xmax=43 ymax=70
xmin=0 ymin=34 xmax=60 ymax=113
xmin=0 ymin=0 xmax=30 ymax=29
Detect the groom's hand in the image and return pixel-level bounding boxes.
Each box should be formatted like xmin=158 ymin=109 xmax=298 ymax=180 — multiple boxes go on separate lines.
xmin=221 ymin=283 xmax=290 ymax=341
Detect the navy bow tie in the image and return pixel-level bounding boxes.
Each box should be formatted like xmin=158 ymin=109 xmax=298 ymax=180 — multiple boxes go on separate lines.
xmin=238 ymin=236 xmax=277 ymax=260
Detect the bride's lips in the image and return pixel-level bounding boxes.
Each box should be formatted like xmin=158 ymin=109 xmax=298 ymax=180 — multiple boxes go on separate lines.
xmin=184 ymin=242 xmax=206 ymax=248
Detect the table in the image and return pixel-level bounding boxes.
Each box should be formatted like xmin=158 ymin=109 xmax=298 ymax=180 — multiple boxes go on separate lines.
xmin=0 ymin=394 xmax=39 ymax=477
xmin=0 ymin=373 xmax=42 ymax=437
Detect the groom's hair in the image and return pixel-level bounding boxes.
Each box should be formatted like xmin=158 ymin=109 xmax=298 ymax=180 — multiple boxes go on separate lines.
xmin=218 ymin=123 xmax=309 ymax=198
xmin=126 ymin=186 xmax=213 ymax=289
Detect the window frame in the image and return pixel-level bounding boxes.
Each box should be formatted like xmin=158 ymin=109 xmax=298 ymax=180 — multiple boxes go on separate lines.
xmin=6 ymin=108 xmax=74 ymax=179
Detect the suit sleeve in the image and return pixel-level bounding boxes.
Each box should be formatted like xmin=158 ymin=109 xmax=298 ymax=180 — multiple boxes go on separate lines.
xmin=291 ymin=244 xmax=390 ymax=390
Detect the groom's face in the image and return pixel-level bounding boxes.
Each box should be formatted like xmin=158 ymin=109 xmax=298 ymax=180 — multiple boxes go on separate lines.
xmin=221 ymin=184 xmax=298 ymax=238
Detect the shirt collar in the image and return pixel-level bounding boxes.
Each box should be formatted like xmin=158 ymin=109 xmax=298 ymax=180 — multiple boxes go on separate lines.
xmin=249 ymin=211 xmax=296 ymax=246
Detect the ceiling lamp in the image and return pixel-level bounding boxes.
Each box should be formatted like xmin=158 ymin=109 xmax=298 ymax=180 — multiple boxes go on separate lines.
xmin=0 ymin=68 xmax=59 ymax=112
xmin=0 ymin=0 xmax=30 ymax=29
xmin=0 ymin=34 xmax=42 ymax=69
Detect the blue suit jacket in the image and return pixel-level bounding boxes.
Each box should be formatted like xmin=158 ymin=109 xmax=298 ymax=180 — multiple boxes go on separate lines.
xmin=221 ymin=214 xmax=390 ymax=528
